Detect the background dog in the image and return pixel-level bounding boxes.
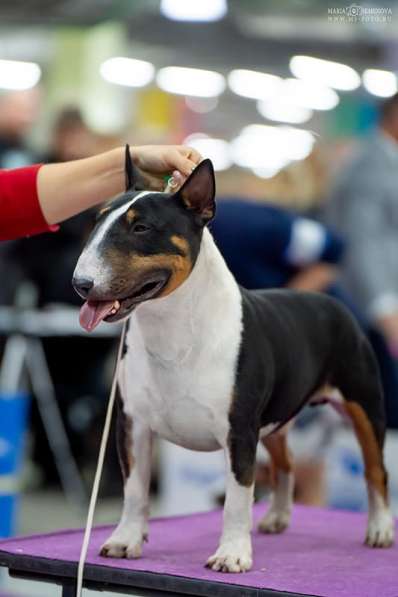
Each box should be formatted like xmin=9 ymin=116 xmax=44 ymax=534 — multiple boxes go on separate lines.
xmin=73 ymin=155 xmax=394 ymax=573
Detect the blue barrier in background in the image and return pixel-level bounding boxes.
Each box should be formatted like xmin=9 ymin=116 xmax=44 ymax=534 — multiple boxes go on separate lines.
xmin=0 ymin=392 xmax=29 ymax=537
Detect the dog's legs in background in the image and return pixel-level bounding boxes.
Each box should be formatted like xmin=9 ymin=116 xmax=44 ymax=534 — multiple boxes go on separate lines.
xmin=206 ymin=448 xmax=255 ymax=573
xmin=333 ymin=334 xmax=394 ymax=547
xmin=343 ymin=398 xmax=394 ymax=547
xmin=101 ymin=389 xmax=152 ymax=559
xmin=258 ymin=428 xmax=294 ymax=534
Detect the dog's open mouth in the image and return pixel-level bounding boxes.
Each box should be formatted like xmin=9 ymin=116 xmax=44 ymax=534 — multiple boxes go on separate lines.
xmin=79 ymin=274 xmax=169 ymax=332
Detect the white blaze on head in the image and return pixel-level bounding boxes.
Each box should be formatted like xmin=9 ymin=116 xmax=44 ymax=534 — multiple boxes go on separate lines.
xmin=73 ymin=191 xmax=152 ymax=286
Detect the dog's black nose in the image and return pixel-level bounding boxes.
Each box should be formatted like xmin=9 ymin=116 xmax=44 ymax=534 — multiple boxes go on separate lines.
xmin=72 ymin=277 xmax=94 ymax=299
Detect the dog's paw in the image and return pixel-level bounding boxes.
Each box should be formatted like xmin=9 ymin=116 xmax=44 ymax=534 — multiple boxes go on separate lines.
xmin=258 ymin=509 xmax=291 ymax=534
xmin=100 ymin=530 xmax=148 ymax=559
xmin=366 ymin=511 xmax=394 ymax=548
xmin=206 ymin=538 xmax=252 ymax=573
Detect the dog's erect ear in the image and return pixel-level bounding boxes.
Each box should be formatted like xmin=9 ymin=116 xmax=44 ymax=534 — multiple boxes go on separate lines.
xmin=176 ymin=159 xmax=216 ymax=224
xmin=124 ymin=144 xmax=146 ymax=192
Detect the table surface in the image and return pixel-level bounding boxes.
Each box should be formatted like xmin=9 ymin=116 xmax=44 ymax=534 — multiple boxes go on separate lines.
xmin=0 ymin=503 xmax=397 ymax=597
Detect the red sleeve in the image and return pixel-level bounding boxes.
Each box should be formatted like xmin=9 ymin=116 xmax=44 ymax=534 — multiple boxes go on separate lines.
xmin=0 ymin=164 xmax=59 ymax=242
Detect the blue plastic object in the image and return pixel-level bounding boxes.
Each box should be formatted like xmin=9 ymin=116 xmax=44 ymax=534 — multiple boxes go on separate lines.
xmin=0 ymin=392 xmax=29 ymax=537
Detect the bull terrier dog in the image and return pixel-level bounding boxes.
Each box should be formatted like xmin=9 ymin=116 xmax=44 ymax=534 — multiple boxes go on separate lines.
xmin=73 ymin=153 xmax=394 ymax=573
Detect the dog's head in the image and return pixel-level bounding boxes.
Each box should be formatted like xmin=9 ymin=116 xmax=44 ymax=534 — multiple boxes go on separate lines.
xmin=73 ymin=154 xmax=216 ymax=331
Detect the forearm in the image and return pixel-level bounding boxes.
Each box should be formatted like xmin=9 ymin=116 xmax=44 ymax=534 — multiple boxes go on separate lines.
xmin=288 ymin=264 xmax=338 ymax=292
xmin=37 ymin=147 xmax=125 ymax=225
xmin=37 ymin=143 xmax=201 ymax=226
xmin=0 ymin=164 xmax=51 ymax=241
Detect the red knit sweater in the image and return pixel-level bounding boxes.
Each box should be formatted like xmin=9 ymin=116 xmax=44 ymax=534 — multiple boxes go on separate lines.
xmin=0 ymin=164 xmax=58 ymax=241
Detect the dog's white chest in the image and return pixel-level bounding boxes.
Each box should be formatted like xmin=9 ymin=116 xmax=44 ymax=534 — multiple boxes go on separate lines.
xmin=118 ymin=230 xmax=243 ymax=452
xmin=120 ymin=341 xmax=235 ymax=451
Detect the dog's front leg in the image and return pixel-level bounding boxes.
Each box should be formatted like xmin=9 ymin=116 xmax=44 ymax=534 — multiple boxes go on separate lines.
xmin=101 ymin=403 xmax=152 ymax=559
xmin=207 ymin=448 xmax=254 ymax=573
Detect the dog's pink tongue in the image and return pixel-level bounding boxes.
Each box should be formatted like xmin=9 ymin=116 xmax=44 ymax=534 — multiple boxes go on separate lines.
xmin=79 ymin=300 xmax=115 ymax=332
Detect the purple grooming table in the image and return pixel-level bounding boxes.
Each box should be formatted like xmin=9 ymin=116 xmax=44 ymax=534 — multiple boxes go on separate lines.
xmin=0 ymin=503 xmax=397 ymax=597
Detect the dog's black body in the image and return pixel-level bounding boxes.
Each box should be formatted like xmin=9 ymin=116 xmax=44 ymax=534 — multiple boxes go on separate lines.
xmin=230 ymin=288 xmax=385 ymax=487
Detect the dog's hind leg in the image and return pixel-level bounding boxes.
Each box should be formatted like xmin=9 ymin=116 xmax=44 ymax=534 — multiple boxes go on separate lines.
xmin=343 ymin=399 xmax=394 ymax=547
xmin=334 ymin=339 xmax=394 ymax=547
xmin=258 ymin=426 xmax=294 ymax=534
xmin=101 ymin=387 xmax=152 ymax=559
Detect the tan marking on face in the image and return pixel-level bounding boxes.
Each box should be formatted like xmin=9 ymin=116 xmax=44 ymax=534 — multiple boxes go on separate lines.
xmin=105 ymin=245 xmax=192 ymax=298
xmin=170 ymin=235 xmax=189 ymax=255
xmin=130 ymin=252 xmax=192 ymax=297
xmin=344 ymin=401 xmax=388 ymax=501
xmin=126 ymin=208 xmax=137 ymax=224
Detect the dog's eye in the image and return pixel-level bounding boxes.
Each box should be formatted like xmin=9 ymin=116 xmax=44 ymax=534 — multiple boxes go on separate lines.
xmin=132 ymin=223 xmax=151 ymax=234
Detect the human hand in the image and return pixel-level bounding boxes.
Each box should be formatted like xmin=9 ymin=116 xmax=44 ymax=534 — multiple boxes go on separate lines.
xmin=288 ymin=264 xmax=338 ymax=292
xmin=131 ymin=145 xmax=202 ymax=191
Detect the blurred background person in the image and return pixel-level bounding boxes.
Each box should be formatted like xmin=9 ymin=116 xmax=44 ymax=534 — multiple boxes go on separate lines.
xmin=8 ymin=106 xmax=99 ymax=309
xmin=211 ymin=198 xmax=343 ymax=294
xmin=0 ymin=89 xmax=42 ymax=305
xmin=5 ymin=105 xmax=111 ymax=488
xmin=0 ymin=89 xmax=41 ymax=168
xmin=325 ymin=93 xmax=398 ymax=428
xmin=44 ymin=106 xmax=95 ymax=163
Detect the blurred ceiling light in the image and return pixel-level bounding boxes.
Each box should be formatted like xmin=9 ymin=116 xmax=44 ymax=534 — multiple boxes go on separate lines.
xmin=362 ymin=69 xmax=398 ymax=98
xmin=228 ymin=69 xmax=282 ymax=100
xmin=231 ymin=134 xmax=290 ymax=170
xmin=231 ymin=124 xmax=315 ymax=170
xmin=183 ymin=135 xmax=232 ymax=171
xmin=278 ymin=126 xmax=315 ymax=160
xmin=280 ymin=78 xmax=339 ymax=111
xmin=157 ymin=67 xmax=225 ymax=98
xmin=185 ymin=96 xmax=219 ymax=113
xmin=184 ymin=132 xmax=209 ymax=143
xmin=253 ymin=166 xmax=284 ymax=179
xmin=100 ymin=57 xmax=155 ymax=88
xmin=290 ymin=55 xmax=360 ymax=91
xmin=161 ymin=0 xmax=227 ymax=21
xmin=239 ymin=124 xmax=315 ymax=155
xmin=0 ymin=59 xmax=41 ymax=90
xmin=257 ymin=99 xmax=313 ymax=124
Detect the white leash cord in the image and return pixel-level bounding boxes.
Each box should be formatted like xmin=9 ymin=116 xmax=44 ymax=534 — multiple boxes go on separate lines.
xmin=76 ymin=321 xmax=127 ymax=597
xmin=75 ymin=176 xmax=178 ymax=596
